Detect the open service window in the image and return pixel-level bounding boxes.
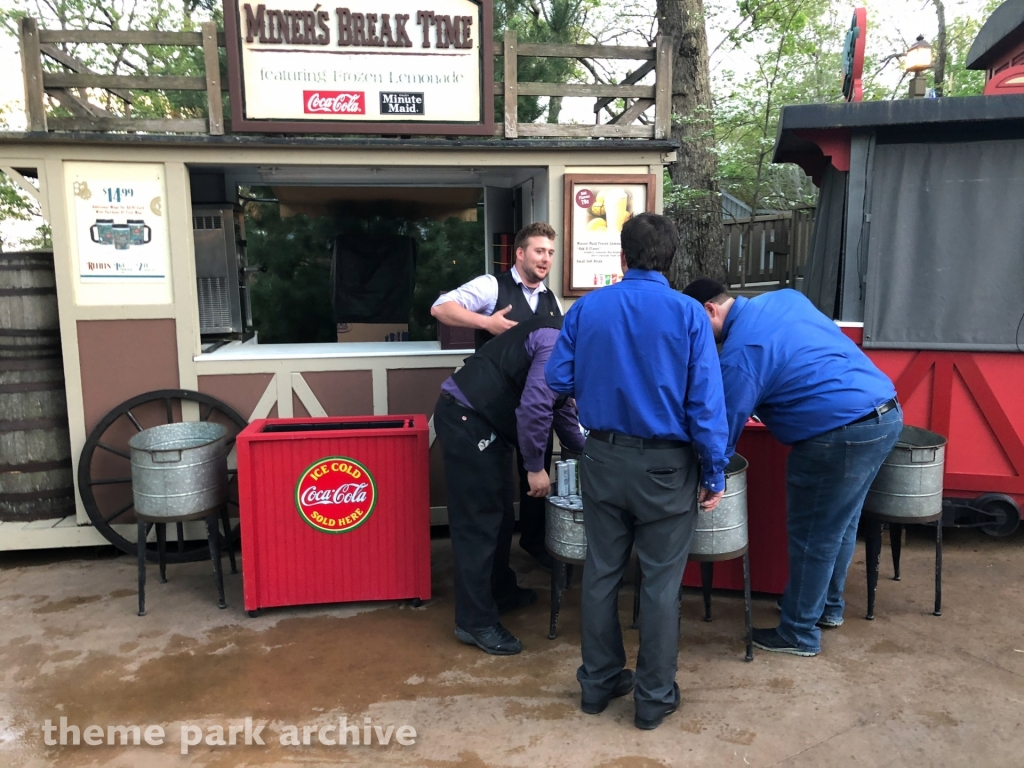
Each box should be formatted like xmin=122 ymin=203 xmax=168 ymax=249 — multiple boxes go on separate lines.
xmin=187 ymin=164 xmax=548 ymax=353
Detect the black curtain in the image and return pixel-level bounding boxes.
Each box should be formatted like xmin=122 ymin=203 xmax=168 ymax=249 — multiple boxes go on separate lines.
xmin=864 ymin=140 xmax=1024 ymax=351
xmin=802 ymin=166 xmax=848 ymax=319
xmin=330 ymin=235 xmax=417 ymax=324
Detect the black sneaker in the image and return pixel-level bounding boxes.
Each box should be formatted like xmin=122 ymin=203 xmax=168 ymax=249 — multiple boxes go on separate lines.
xmin=581 ymin=669 xmax=635 ymax=715
xmin=751 ymin=627 xmax=819 ymax=657
xmin=497 ymin=588 xmax=538 ymax=614
xmin=635 ymin=683 xmax=681 ymax=730
xmin=455 ymin=623 xmax=523 ymax=655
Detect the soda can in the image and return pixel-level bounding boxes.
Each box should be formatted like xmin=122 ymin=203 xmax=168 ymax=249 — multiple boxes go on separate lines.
xmin=556 ymin=461 xmax=571 ymax=497
xmin=565 ymin=459 xmax=578 ymax=495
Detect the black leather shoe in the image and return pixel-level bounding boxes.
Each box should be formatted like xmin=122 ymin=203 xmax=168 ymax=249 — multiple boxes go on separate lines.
xmin=455 ymin=623 xmax=523 ymax=655
xmin=497 ymin=588 xmax=538 ymax=614
xmin=581 ymin=669 xmax=635 ymax=714
xmin=635 ymin=683 xmax=681 ymax=730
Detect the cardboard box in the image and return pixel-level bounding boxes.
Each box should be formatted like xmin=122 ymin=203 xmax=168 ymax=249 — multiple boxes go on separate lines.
xmin=336 ymin=323 xmax=409 ymax=343
xmin=437 ymin=320 xmax=476 ymax=350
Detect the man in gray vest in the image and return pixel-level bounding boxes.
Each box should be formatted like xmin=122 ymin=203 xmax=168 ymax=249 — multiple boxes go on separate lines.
xmin=433 ymin=315 xmax=585 ymax=655
xmin=432 ymin=222 xmax=563 ymax=568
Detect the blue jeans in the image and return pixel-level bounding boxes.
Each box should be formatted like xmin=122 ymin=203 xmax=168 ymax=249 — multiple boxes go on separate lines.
xmin=778 ymin=406 xmax=903 ymax=652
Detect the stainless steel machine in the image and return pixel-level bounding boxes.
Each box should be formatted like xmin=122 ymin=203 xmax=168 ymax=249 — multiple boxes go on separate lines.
xmin=192 ymin=205 xmax=252 ymax=336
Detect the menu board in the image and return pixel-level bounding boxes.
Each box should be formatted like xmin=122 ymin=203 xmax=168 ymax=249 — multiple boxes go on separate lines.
xmin=562 ymin=174 xmax=657 ymax=296
xmin=68 ymin=166 xmax=168 ymax=281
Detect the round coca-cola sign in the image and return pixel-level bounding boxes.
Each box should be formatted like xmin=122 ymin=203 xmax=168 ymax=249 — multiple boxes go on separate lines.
xmin=294 ymin=457 xmax=377 ymax=534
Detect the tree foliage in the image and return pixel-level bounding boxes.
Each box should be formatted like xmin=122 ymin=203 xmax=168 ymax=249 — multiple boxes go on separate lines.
xmin=711 ymin=0 xmax=1000 ymax=213
xmin=495 ymin=0 xmax=597 ymax=122
xmin=244 ymin=194 xmax=484 ymax=344
xmin=0 ymin=0 xmax=221 ymax=121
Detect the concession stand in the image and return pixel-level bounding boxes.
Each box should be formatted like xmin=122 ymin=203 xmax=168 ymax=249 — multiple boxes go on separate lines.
xmin=0 ymin=1 xmax=683 ymax=571
xmin=771 ymin=2 xmax=1024 ymax=538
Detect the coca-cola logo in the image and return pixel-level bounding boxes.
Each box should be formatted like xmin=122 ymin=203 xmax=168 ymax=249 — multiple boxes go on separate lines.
xmin=295 ymin=456 xmax=377 ymax=533
xmin=303 ymin=90 xmax=366 ymax=115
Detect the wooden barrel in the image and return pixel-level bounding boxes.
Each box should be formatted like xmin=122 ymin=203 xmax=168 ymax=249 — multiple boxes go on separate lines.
xmin=0 ymin=253 xmax=75 ymax=521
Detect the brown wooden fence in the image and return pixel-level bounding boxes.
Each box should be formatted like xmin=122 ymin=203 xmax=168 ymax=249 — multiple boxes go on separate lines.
xmin=724 ymin=208 xmax=815 ymax=291
xmin=18 ymin=17 xmax=671 ymax=139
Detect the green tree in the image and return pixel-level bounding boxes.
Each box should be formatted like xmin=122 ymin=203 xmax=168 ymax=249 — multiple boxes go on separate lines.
xmin=0 ymin=0 xmax=220 ymax=122
xmin=495 ymin=0 xmax=597 ymax=123
xmin=244 ymin=192 xmax=484 ymax=344
xmin=0 ymin=109 xmax=51 ymax=251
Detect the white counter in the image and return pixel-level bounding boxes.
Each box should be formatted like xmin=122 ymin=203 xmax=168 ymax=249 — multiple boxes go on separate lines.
xmin=194 ymin=341 xmax=470 ymax=362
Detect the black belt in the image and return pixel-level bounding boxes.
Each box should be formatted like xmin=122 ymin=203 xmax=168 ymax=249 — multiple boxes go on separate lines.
xmin=588 ymin=430 xmax=690 ymax=450
xmin=847 ymin=397 xmax=899 ymax=426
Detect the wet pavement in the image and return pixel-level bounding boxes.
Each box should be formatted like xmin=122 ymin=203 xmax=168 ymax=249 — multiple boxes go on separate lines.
xmin=0 ymin=526 xmax=1021 ymax=767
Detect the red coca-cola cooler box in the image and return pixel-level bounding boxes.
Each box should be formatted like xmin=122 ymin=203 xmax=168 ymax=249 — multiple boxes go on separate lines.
xmin=236 ymin=415 xmax=431 ymax=615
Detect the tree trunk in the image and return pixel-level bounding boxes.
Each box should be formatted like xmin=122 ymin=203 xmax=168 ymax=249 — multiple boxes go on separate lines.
xmin=657 ymin=0 xmax=725 ymax=288
xmin=931 ymin=0 xmax=947 ymax=96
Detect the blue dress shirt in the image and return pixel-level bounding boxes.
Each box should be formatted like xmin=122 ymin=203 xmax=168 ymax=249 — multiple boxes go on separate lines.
xmin=544 ymin=269 xmax=729 ymax=493
xmin=719 ymin=290 xmax=897 ymax=455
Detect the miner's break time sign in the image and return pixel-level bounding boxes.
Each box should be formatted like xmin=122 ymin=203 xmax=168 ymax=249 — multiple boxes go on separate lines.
xmin=223 ymin=0 xmax=493 ymax=134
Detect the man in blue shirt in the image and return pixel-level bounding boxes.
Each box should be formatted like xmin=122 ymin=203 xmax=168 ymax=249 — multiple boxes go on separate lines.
xmin=546 ymin=213 xmax=728 ymax=730
xmin=683 ymin=278 xmax=903 ymax=657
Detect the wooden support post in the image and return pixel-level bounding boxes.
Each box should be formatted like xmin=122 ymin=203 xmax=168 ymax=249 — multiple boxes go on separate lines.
xmin=202 ymin=21 xmax=224 ymax=136
xmin=503 ymin=29 xmax=518 ymax=139
xmin=654 ymin=35 xmax=673 ymax=140
xmin=20 ymin=17 xmax=47 ymax=132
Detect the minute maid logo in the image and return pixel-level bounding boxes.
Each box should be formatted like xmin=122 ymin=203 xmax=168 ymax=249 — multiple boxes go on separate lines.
xmin=295 ymin=457 xmax=378 ymax=533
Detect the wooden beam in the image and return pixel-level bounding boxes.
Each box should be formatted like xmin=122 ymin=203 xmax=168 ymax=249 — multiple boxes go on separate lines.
xmin=44 ymin=88 xmax=114 ymax=118
xmin=611 ymin=98 xmax=654 ymax=125
xmin=202 ymin=22 xmax=224 ymax=136
xmin=517 ymin=123 xmax=655 ymax=138
xmin=39 ymin=43 xmax=134 ymax=103
xmin=504 ymin=29 xmax=518 ymax=139
xmin=518 ymin=83 xmax=655 ymax=98
xmin=654 ymin=36 xmax=674 ymax=140
xmin=593 ymin=60 xmax=656 ymax=114
xmin=517 ymin=43 xmax=655 ymax=60
xmin=19 ymin=18 xmax=47 ymax=132
xmin=43 ymin=73 xmax=207 ymax=90
xmin=37 ymin=30 xmax=224 ymax=46
xmin=48 ymin=117 xmax=208 ymax=132
xmin=0 ymin=166 xmax=41 ymax=206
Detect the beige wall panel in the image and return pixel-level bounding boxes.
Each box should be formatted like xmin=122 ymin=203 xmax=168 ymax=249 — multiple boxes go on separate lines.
xmin=387 ymin=368 xmax=455 ymax=507
xmin=301 ymin=371 xmax=374 ymax=416
xmin=76 ymin=319 xmax=179 ymax=434
xmin=386 ymin=367 xmax=455 ymax=416
xmin=563 ymin=166 xmax=652 ymax=174
xmin=196 ymin=373 xmax=275 ymax=422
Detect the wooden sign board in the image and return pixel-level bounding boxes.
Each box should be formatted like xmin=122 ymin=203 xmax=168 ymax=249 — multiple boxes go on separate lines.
xmin=562 ymin=173 xmax=657 ymax=297
xmin=224 ymin=0 xmax=493 ymax=134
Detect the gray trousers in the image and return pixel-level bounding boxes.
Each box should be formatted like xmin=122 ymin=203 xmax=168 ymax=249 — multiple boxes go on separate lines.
xmin=577 ymin=436 xmax=699 ymax=719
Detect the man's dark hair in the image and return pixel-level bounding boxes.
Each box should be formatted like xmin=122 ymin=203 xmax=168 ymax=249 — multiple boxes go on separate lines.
xmin=683 ymin=278 xmax=731 ymax=305
xmin=514 ymin=222 xmax=557 ymax=255
xmin=620 ymin=213 xmax=679 ymax=272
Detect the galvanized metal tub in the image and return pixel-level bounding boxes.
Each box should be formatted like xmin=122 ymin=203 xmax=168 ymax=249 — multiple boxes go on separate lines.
xmin=545 ymin=494 xmax=586 ymax=563
xmin=129 ymin=422 xmax=228 ymax=521
xmin=690 ymin=454 xmax=748 ymax=561
xmin=864 ymin=426 xmax=945 ymax=523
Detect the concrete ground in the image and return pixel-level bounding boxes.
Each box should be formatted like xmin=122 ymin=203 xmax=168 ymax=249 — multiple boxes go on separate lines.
xmin=0 ymin=526 xmax=1021 ymax=768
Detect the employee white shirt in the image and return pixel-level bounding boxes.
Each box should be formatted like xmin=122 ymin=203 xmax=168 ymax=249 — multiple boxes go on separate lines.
xmin=432 ymin=266 xmax=563 ymax=316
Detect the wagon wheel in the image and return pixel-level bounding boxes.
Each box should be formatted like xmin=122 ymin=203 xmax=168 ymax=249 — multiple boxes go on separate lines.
xmin=79 ymin=389 xmax=247 ymax=563
xmin=974 ymin=493 xmax=1021 ymax=538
